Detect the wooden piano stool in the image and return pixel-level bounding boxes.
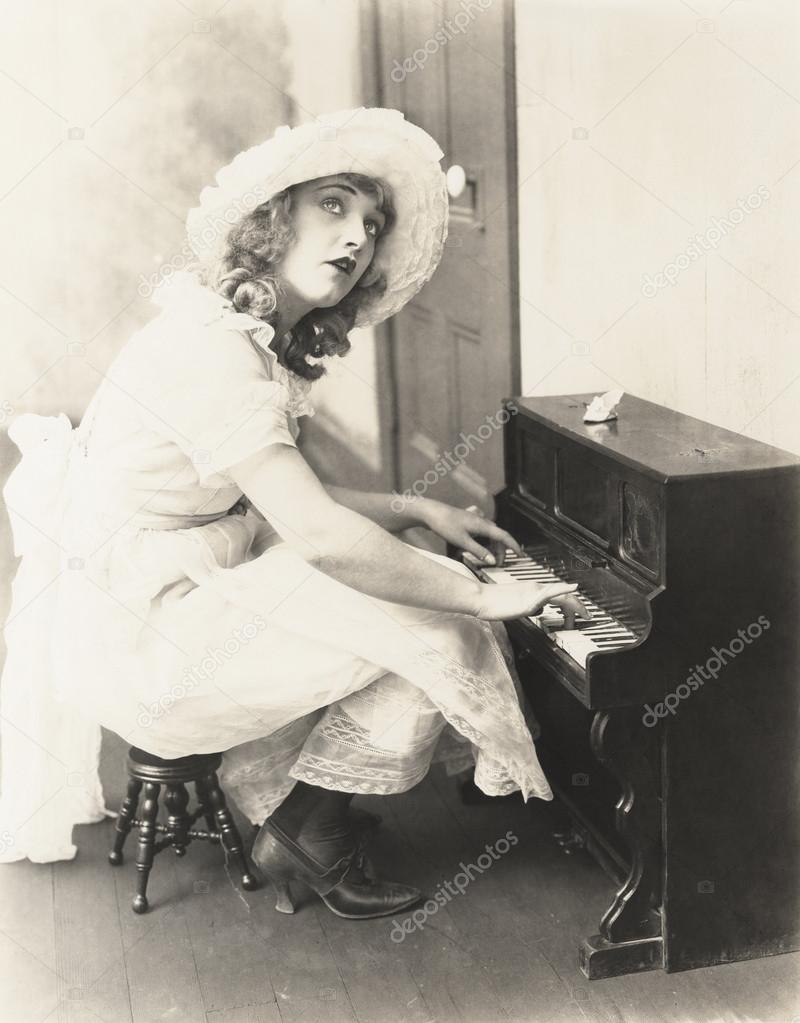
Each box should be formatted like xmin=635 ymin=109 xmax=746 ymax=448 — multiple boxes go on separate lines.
xmin=108 ymin=747 xmax=259 ymax=913
xmin=461 ymin=391 xmax=800 ymax=979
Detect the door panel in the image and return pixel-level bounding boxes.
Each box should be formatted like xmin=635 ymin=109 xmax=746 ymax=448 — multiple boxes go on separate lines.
xmin=374 ymin=0 xmax=519 ymax=511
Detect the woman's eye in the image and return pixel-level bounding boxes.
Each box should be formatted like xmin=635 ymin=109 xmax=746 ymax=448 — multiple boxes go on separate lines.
xmin=321 ymin=197 xmax=343 ymax=214
xmin=322 ymin=196 xmax=380 ymax=238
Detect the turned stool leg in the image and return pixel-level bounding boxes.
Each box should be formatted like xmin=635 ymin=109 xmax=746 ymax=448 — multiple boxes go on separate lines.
xmin=203 ymin=769 xmax=259 ymax=891
xmin=164 ymin=783 xmax=191 ymax=857
xmin=193 ymin=775 xmax=217 ymax=832
xmin=133 ymin=781 xmax=160 ymax=913
xmin=109 ymin=777 xmax=142 ymax=866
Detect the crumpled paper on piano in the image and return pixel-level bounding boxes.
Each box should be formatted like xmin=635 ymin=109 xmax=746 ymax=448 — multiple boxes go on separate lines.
xmin=583 ymin=389 xmax=624 ymax=423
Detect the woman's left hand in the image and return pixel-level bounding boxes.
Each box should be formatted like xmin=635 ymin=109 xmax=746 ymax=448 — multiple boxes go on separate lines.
xmin=420 ymin=501 xmax=523 ymax=566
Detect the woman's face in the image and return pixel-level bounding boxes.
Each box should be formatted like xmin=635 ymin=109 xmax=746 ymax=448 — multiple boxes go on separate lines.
xmin=277 ymin=173 xmax=386 ymax=312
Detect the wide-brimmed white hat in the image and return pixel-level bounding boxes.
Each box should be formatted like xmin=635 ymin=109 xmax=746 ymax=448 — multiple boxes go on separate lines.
xmin=186 ymin=107 xmax=449 ymax=329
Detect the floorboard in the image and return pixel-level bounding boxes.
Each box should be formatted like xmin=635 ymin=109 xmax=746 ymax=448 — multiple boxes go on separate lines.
xmin=2 ymin=743 xmax=798 ymax=1023
xmin=205 ymin=1005 xmax=283 ymax=1023
xmin=51 ymin=812 xmax=133 ymax=1023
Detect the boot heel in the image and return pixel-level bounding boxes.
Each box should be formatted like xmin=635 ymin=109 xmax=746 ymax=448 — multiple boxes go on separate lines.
xmin=269 ymin=876 xmax=295 ymax=914
xmin=252 ymin=819 xmax=421 ymax=919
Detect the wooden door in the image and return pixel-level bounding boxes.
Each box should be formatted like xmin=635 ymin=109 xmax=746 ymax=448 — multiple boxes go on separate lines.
xmin=373 ymin=0 xmax=520 ymax=513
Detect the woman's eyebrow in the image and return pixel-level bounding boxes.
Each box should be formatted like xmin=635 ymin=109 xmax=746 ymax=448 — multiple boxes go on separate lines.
xmin=313 ymin=183 xmax=385 ymax=223
xmin=313 ymin=183 xmax=358 ymax=197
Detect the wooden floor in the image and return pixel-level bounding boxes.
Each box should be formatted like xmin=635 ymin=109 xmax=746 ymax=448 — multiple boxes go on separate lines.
xmin=1 ymin=731 xmax=798 ymax=1023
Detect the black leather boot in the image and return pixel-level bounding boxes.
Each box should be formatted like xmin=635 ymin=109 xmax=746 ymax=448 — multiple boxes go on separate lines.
xmin=254 ymin=782 xmax=417 ymax=918
xmin=252 ymin=818 xmax=421 ymax=919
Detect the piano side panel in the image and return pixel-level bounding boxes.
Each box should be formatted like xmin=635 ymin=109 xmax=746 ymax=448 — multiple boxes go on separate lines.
xmin=660 ymin=469 xmax=800 ymax=971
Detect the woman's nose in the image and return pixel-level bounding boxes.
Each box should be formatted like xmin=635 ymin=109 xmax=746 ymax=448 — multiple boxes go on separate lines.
xmin=342 ymin=215 xmax=368 ymax=251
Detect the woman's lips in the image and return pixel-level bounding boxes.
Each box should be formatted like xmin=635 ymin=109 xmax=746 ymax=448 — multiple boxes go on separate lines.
xmin=326 ymin=258 xmax=355 ymax=276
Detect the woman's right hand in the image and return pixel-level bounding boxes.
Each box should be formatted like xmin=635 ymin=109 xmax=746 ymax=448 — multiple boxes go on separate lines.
xmin=474 ymin=581 xmax=591 ymax=624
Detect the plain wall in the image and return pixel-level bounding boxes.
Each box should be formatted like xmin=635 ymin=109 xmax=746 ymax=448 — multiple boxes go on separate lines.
xmin=515 ymin=0 xmax=800 ymax=454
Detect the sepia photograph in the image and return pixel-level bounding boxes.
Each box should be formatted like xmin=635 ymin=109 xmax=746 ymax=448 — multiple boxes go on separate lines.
xmin=0 ymin=1 xmax=798 ymax=1021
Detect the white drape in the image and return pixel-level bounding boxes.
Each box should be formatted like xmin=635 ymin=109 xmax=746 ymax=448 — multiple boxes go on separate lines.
xmin=0 ymin=413 xmax=111 ymax=863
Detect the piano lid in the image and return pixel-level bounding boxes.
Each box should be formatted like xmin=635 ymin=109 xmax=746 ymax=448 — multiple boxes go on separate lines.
xmin=512 ymin=393 xmax=800 ymax=482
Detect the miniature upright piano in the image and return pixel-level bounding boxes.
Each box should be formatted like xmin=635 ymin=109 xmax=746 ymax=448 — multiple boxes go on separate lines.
xmin=464 ymin=392 xmax=800 ymax=979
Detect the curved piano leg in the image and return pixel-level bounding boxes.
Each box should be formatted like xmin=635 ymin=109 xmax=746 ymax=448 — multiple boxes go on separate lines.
xmin=579 ymin=708 xmax=664 ymax=979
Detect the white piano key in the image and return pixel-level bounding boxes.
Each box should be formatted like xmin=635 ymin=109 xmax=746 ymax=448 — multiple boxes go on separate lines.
xmin=473 ymin=547 xmax=639 ymax=667
xmin=551 ymin=631 xmax=598 ymax=668
xmin=478 ymin=567 xmax=517 ymax=585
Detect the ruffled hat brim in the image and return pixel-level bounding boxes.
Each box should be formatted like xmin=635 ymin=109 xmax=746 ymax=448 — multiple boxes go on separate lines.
xmin=186 ymin=107 xmax=449 ymax=329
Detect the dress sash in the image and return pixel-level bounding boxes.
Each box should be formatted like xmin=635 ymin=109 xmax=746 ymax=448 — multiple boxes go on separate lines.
xmin=0 ymin=413 xmax=111 ymax=863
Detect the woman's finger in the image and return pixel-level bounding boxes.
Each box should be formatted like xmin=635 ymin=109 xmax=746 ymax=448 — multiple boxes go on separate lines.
xmin=479 ymin=522 xmax=523 ymax=558
xmin=489 ymin=537 xmax=508 ymax=567
xmin=538 ymin=582 xmax=578 ymax=601
xmin=532 ymin=583 xmax=578 ymax=613
xmin=461 ymin=536 xmax=496 ymax=565
xmin=549 ymin=592 xmax=593 ymax=624
xmin=465 ymin=516 xmax=523 ymax=559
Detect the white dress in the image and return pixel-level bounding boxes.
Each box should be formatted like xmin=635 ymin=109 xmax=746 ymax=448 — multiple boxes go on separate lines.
xmin=0 ymin=272 xmax=552 ymax=863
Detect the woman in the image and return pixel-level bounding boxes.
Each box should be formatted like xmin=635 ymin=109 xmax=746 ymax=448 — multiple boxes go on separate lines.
xmin=0 ymin=107 xmax=583 ymax=917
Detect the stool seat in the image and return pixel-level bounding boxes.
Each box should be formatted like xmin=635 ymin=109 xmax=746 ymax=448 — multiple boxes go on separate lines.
xmin=128 ymin=747 xmax=221 ymax=769
xmin=109 ymin=746 xmax=259 ymax=913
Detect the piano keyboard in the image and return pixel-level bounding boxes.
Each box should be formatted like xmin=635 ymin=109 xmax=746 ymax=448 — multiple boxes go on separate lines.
xmin=477 ymin=549 xmax=639 ymax=668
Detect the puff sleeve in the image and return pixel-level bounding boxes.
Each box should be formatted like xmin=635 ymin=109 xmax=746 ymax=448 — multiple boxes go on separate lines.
xmin=130 ymin=320 xmax=298 ymax=485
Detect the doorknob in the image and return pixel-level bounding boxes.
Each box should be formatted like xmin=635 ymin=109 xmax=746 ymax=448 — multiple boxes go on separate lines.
xmin=446 ymin=164 xmax=467 ymax=199
xmin=445 ymin=164 xmax=482 ymax=228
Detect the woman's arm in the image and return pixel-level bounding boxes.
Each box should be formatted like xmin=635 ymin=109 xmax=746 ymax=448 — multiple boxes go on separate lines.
xmin=230 ymin=445 xmax=480 ymax=613
xmin=228 ymin=444 xmax=582 ymax=621
xmin=321 ymin=485 xmax=429 ymax=533
xmin=323 ymin=486 xmax=525 ymax=566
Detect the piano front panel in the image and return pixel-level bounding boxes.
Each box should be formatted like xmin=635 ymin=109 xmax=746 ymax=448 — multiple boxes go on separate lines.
xmin=517 ymin=428 xmax=551 ymax=509
xmin=620 ymin=480 xmax=661 ymax=579
xmin=518 ymin=658 xmax=631 ymax=881
xmin=512 ymin=416 xmax=666 ymax=589
xmin=556 ymin=447 xmax=614 ymax=549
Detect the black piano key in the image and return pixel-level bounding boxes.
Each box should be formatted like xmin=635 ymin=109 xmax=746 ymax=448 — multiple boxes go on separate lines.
xmin=480 ymin=550 xmax=639 ymax=643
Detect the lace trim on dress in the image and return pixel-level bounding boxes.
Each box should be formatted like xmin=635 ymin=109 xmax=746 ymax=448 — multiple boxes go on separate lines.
xmin=249 ymin=326 xmax=315 ymax=420
xmin=152 ymin=270 xmax=316 ymax=421
xmin=289 ymin=755 xmax=429 ymax=794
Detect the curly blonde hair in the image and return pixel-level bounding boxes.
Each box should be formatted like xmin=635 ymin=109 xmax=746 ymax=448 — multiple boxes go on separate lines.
xmin=199 ymin=173 xmax=396 ymax=381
